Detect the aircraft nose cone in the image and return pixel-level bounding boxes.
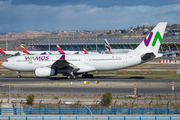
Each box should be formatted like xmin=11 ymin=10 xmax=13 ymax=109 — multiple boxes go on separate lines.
xmin=1 ymin=62 xmax=5 ymax=67
xmin=1 ymin=62 xmax=7 ymax=69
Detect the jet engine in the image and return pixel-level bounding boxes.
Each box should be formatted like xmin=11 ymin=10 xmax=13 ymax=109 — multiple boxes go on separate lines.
xmin=35 ymin=67 xmax=57 ymax=77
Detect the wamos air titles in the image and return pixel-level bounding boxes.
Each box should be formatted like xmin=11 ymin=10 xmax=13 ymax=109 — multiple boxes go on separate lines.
xmin=2 ymin=22 xmax=167 ymax=79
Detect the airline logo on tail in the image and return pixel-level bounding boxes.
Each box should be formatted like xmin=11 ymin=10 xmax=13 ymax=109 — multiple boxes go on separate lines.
xmin=104 ymin=39 xmax=111 ymax=53
xmin=133 ymin=22 xmax=167 ymax=56
xmin=20 ymin=45 xmax=30 ymax=54
xmin=0 ymin=48 xmax=6 ymax=54
xmin=56 ymin=45 xmax=65 ymax=54
xmin=144 ymin=31 xmax=162 ymax=47
xmin=83 ymin=48 xmax=88 ymax=54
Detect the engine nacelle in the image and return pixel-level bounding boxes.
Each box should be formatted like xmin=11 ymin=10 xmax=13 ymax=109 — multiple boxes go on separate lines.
xmin=35 ymin=67 xmax=57 ymax=77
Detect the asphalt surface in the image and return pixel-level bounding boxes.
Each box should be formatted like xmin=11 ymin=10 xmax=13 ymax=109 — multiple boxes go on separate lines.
xmin=0 ymin=76 xmax=179 ymax=96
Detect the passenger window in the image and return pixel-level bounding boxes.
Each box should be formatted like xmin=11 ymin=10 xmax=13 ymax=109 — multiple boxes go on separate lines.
xmin=5 ymin=60 xmax=8 ymax=62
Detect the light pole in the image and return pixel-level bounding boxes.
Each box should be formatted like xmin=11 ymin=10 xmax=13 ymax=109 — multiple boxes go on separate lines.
xmin=96 ymin=30 xmax=97 ymax=52
xmin=31 ymin=31 xmax=33 ymax=50
xmin=49 ymin=33 xmax=50 ymax=51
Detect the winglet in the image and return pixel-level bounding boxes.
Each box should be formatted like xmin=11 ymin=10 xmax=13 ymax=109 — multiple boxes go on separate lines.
xmin=60 ymin=54 xmax=65 ymax=60
xmin=20 ymin=44 xmax=30 ymax=54
xmin=83 ymin=48 xmax=88 ymax=54
xmin=104 ymin=39 xmax=111 ymax=53
xmin=0 ymin=48 xmax=6 ymax=54
xmin=56 ymin=44 xmax=65 ymax=54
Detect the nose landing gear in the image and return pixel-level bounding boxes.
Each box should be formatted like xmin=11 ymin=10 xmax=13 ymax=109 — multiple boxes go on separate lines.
xmin=17 ymin=71 xmax=21 ymax=78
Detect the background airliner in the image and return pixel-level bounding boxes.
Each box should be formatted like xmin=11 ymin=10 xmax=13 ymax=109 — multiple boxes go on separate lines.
xmin=0 ymin=48 xmax=26 ymax=56
xmin=21 ymin=45 xmax=60 ymax=55
xmin=21 ymin=44 xmax=81 ymax=55
xmin=104 ymin=39 xmax=133 ymax=53
xmin=2 ymin=22 xmax=167 ymax=79
xmin=56 ymin=45 xmax=79 ymax=54
xmin=57 ymin=45 xmax=99 ymax=54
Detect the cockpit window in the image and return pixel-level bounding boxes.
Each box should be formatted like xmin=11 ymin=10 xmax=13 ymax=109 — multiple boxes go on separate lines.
xmin=5 ymin=60 xmax=8 ymax=62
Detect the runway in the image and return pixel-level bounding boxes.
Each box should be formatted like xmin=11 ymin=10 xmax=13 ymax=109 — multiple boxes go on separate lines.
xmin=0 ymin=76 xmax=179 ymax=96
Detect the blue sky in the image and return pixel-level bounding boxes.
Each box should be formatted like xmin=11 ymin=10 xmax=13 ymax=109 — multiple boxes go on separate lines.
xmin=0 ymin=0 xmax=180 ymax=33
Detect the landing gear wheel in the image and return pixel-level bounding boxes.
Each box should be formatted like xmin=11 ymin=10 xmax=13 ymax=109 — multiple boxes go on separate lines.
xmin=17 ymin=75 xmax=21 ymax=78
xmin=67 ymin=75 xmax=78 ymax=79
xmin=90 ymin=74 xmax=93 ymax=78
xmin=17 ymin=71 xmax=21 ymax=78
xmin=73 ymin=75 xmax=76 ymax=79
xmin=75 ymin=75 xmax=78 ymax=79
xmin=82 ymin=74 xmax=94 ymax=78
xmin=67 ymin=76 xmax=71 ymax=79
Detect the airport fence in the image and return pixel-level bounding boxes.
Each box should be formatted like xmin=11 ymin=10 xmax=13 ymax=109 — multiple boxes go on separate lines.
xmin=0 ymin=108 xmax=180 ymax=115
xmin=0 ymin=116 xmax=180 ymax=120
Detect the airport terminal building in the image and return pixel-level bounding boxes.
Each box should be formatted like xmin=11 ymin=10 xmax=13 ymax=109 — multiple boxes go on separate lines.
xmin=30 ymin=37 xmax=180 ymax=53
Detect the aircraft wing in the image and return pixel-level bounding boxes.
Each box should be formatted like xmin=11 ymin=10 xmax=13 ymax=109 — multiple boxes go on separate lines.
xmin=51 ymin=55 xmax=79 ymax=70
xmin=51 ymin=55 xmax=96 ymax=73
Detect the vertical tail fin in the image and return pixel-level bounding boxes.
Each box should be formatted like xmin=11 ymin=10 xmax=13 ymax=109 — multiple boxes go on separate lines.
xmin=104 ymin=39 xmax=112 ymax=53
xmin=83 ymin=48 xmax=88 ymax=54
xmin=20 ymin=45 xmax=30 ymax=54
xmin=0 ymin=48 xmax=6 ymax=54
xmin=132 ymin=22 xmax=167 ymax=56
xmin=56 ymin=45 xmax=65 ymax=54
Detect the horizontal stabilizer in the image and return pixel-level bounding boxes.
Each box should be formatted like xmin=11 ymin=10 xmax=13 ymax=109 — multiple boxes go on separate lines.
xmin=141 ymin=52 xmax=155 ymax=61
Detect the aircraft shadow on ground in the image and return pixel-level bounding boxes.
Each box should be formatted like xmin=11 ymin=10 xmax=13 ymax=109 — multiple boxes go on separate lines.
xmin=94 ymin=76 xmax=145 ymax=79
xmin=46 ymin=77 xmax=67 ymax=81
xmin=0 ymin=76 xmax=145 ymax=80
xmin=47 ymin=76 xmax=145 ymax=81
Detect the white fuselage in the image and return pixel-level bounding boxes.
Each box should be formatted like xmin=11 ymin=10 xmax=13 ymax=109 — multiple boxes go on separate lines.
xmin=23 ymin=50 xmax=78 ymax=55
xmin=105 ymin=49 xmax=133 ymax=54
xmin=2 ymin=53 xmax=142 ymax=73
xmin=1 ymin=51 xmax=26 ymax=56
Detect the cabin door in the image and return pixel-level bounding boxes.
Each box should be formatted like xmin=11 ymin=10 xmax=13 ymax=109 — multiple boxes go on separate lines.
xmin=123 ymin=56 xmax=127 ymax=63
xmin=84 ymin=57 xmax=89 ymax=64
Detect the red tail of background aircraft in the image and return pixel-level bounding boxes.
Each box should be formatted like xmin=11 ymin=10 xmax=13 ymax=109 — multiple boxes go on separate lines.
xmin=56 ymin=45 xmax=65 ymax=54
xmin=20 ymin=45 xmax=30 ymax=54
xmin=0 ymin=48 xmax=6 ymax=54
xmin=83 ymin=48 xmax=88 ymax=54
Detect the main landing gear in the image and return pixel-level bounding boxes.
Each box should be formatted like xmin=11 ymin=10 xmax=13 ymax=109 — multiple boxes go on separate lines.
xmin=17 ymin=71 xmax=21 ymax=78
xmin=82 ymin=74 xmax=94 ymax=78
xmin=67 ymin=75 xmax=78 ymax=79
xmin=66 ymin=72 xmax=94 ymax=79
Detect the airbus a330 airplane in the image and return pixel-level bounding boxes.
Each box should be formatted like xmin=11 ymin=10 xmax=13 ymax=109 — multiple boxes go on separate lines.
xmin=2 ymin=22 xmax=167 ymax=79
xmin=104 ymin=39 xmax=133 ymax=53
